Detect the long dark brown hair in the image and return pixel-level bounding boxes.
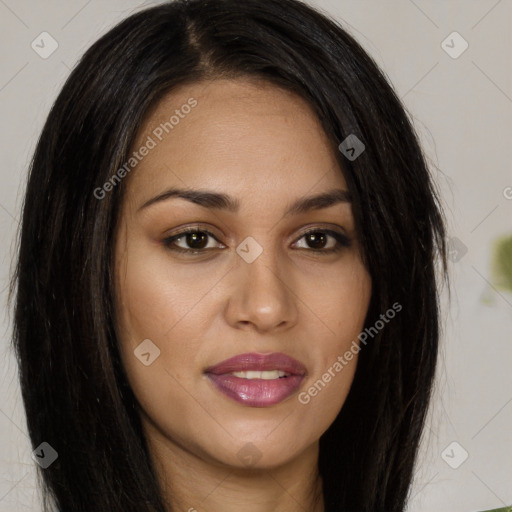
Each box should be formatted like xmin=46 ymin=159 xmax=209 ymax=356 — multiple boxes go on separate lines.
xmin=9 ymin=0 xmax=447 ymax=510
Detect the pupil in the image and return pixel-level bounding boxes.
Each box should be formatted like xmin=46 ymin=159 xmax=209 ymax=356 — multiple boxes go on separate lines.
xmin=187 ymin=232 xmax=208 ymax=249
xmin=308 ymin=232 xmax=326 ymax=249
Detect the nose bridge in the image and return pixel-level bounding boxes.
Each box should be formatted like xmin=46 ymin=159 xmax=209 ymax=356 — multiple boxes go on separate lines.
xmin=226 ymin=234 xmax=297 ymax=331
xmin=239 ymin=234 xmax=288 ymax=301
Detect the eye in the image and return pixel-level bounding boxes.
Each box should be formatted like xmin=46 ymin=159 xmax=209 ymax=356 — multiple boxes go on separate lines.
xmin=162 ymin=227 xmax=225 ymax=254
xmin=293 ymin=228 xmax=351 ymax=254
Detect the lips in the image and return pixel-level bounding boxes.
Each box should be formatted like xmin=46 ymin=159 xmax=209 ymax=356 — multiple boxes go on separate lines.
xmin=204 ymin=352 xmax=306 ymax=407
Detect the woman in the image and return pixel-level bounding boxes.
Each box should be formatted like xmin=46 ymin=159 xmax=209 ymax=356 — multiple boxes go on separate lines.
xmin=10 ymin=0 xmax=449 ymax=510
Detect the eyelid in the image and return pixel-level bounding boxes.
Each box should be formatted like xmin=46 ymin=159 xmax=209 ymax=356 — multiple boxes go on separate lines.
xmin=163 ymin=223 xmax=225 ymax=242
xmin=293 ymin=223 xmax=349 ymax=239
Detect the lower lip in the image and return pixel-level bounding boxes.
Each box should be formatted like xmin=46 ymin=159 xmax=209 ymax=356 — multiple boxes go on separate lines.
xmin=206 ymin=374 xmax=304 ymax=407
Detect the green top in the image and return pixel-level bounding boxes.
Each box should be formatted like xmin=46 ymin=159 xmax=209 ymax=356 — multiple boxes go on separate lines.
xmin=481 ymin=507 xmax=512 ymax=512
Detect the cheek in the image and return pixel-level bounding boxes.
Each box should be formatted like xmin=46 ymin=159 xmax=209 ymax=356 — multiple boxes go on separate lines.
xmin=308 ymin=253 xmax=371 ymax=351
xmin=113 ymin=239 xmax=202 ymax=393
xmin=114 ymin=238 xmax=218 ymax=346
xmin=113 ymin=236 xmax=237 ymax=404
xmin=113 ymin=245 xmax=211 ymax=443
xmin=297 ymin=257 xmax=371 ymax=418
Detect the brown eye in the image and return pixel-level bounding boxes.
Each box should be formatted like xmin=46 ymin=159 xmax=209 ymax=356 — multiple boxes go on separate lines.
xmin=182 ymin=231 xmax=209 ymax=250
xmin=305 ymin=232 xmax=328 ymax=250
xmin=163 ymin=229 xmax=225 ymax=253
xmin=294 ymin=229 xmax=351 ymax=253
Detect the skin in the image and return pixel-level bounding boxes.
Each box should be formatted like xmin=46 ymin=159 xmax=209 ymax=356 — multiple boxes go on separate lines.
xmin=113 ymin=78 xmax=372 ymax=512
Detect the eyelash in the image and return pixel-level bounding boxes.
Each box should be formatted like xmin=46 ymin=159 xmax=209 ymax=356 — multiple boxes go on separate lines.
xmin=162 ymin=226 xmax=351 ymax=256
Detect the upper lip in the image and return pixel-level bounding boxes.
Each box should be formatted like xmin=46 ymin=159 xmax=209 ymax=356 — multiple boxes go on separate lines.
xmin=204 ymin=352 xmax=307 ymax=376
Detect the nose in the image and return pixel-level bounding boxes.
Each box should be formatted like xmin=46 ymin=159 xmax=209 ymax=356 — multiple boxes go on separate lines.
xmin=224 ymin=244 xmax=299 ymax=334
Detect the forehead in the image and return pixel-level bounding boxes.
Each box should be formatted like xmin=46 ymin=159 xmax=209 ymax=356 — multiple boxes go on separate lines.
xmin=125 ymin=78 xmax=346 ymax=207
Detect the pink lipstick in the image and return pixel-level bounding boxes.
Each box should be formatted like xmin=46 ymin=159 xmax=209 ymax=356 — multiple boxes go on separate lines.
xmin=204 ymin=352 xmax=306 ymax=407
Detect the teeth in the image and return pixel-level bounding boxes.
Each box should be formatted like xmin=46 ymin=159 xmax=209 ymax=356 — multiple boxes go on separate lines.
xmin=230 ymin=370 xmax=288 ymax=380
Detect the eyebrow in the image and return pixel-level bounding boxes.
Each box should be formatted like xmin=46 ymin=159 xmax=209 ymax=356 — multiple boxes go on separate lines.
xmin=137 ymin=187 xmax=352 ymax=216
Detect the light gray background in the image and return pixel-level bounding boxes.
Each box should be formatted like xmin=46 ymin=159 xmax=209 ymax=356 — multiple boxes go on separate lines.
xmin=1 ymin=1 xmax=511 ymax=511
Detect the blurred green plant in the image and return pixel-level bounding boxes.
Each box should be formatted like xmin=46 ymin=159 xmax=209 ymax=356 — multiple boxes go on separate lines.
xmin=492 ymin=234 xmax=512 ymax=292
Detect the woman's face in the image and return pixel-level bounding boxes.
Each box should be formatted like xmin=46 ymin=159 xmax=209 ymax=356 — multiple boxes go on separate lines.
xmin=114 ymin=78 xmax=372 ymax=470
